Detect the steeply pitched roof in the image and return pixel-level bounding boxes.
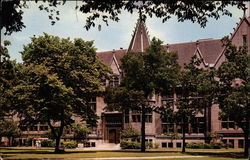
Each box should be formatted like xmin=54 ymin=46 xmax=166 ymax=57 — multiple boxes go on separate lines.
xmin=165 ymin=42 xmax=197 ymax=67
xmin=97 ymin=49 xmax=127 ymax=66
xmin=127 ymin=19 xmax=151 ymax=53
xmin=98 ymin=39 xmax=223 ymax=69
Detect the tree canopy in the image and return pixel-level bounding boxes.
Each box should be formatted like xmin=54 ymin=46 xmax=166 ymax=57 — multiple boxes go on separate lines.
xmin=0 ymin=41 xmax=17 ymax=120
xmin=105 ymin=37 xmax=180 ymax=152
xmin=217 ymin=37 xmax=250 ymax=157
xmin=10 ymin=33 xmax=110 ymax=152
xmin=1 ymin=1 xmax=245 ymax=35
xmin=0 ymin=120 xmax=21 ymax=146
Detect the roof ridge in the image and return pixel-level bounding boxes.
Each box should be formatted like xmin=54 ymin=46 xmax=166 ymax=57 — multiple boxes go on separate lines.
xmin=164 ymin=39 xmax=221 ymax=46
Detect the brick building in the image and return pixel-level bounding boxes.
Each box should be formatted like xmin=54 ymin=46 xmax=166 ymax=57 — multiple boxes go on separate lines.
xmin=3 ymin=9 xmax=250 ymax=149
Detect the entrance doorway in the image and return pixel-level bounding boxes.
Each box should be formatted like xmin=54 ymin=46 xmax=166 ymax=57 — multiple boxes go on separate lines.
xmin=108 ymin=129 xmax=120 ymax=144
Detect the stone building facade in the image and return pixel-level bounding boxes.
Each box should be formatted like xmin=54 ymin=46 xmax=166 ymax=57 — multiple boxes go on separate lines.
xmin=94 ymin=13 xmax=250 ymax=149
xmin=3 ymin=10 xmax=250 ymax=149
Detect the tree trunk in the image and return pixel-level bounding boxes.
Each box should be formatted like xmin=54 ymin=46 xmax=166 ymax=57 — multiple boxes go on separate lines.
xmin=248 ymin=118 xmax=250 ymax=160
xmin=182 ymin=118 xmax=186 ymax=153
xmin=141 ymin=105 xmax=146 ymax=152
xmin=8 ymin=136 xmax=11 ymax=146
xmin=55 ymin=137 xmax=61 ymax=153
xmin=243 ymin=118 xmax=250 ymax=158
xmin=47 ymin=120 xmax=65 ymax=153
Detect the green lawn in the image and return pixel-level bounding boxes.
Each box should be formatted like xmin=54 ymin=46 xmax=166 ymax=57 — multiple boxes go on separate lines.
xmin=0 ymin=147 xmax=246 ymax=160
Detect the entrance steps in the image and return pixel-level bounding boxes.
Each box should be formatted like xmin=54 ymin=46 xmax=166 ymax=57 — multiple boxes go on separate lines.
xmin=77 ymin=143 xmax=121 ymax=150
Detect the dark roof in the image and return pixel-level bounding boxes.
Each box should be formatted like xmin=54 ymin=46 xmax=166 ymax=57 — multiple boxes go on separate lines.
xmin=165 ymin=42 xmax=197 ymax=67
xmin=97 ymin=49 xmax=127 ymax=66
xmin=198 ymin=39 xmax=224 ymax=64
xmin=97 ymin=39 xmax=223 ymax=69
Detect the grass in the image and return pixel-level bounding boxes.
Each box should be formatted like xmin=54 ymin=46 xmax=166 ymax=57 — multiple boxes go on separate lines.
xmin=0 ymin=147 xmax=247 ymax=160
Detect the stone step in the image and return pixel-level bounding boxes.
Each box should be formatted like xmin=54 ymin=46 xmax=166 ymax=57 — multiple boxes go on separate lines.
xmin=77 ymin=143 xmax=121 ymax=150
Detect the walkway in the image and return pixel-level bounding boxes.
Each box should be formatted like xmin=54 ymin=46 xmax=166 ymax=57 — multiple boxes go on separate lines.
xmin=50 ymin=156 xmax=205 ymax=160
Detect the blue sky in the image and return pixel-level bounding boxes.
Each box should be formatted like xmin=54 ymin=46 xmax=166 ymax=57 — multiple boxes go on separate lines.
xmin=2 ymin=1 xmax=243 ymax=62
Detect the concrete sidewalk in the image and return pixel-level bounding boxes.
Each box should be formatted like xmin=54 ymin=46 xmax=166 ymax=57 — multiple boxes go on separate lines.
xmin=51 ymin=155 xmax=205 ymax=160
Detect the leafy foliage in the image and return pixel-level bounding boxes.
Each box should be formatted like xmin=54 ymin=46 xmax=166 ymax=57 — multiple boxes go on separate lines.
xmin=120 ymin=139 xmax=141 ymax=149
xmin=72 ymin=123 xmax=91 ymax=142
xmin=0 ymin=120 xmax=21 ymax=146
xmin=2 ymin=1 xmax=245 ymax=34
xmin=120 ymin=127 xmax=140 ymax=139
xmin=10 ymin=33 xmax=110 ymax=152
xmin=63 ymin=141 xmax=77 ymax=149
xmin=0 ymin=41 xmax=17 ymax=119
xmin=105 ymin=37 xmax=180 ymax=152
xmin=217 ymin=37 xmax=250 ymax=157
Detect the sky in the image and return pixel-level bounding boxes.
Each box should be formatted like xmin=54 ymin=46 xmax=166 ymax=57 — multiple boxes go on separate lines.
xmin=2 ymin=1 xmax=244 ymax=62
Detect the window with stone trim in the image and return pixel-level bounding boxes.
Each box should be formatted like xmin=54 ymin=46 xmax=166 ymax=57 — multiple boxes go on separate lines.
xmin=132 ymin=110 xmax=141 ymax=122
xmin=125 ymin=109 xmax=130 ymax=123
xmin=221 ymin=117 xmax=235 ymax=129
xmin=162 ymin=117 xmax=174 ymax=133
xmin=109 ymin=76 xmax=120 ymax=86
xmin=88 ymin=97 xmax=97 ymax=112
xmin=177 ymin=125 xmax=189 ymax=134
xmin=29 ymin=125 xmax=38 ymax=131
xmin=192 ymin=117 xmax=205 ymax=133
xmin=145 ymin=110 xmax=152 ymax=123
xmin=243 ymin=35 xmax=247 ymax=45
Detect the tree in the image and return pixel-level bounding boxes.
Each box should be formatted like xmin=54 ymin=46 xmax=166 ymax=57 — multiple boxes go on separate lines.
xmin=196 ymin=69 xmax=218 ymax=143
xmin=10 ymin=33 xmax=110 ymax=153
xmin=156 ymin=56 xmax=214 ymax=153
xmin=1 ymin=1 xmax=245 ymax=35
xmin=174 ymin=56 xmax=205 ymax=153
xmin=0 ymin=41 xmax=16 ymax=120
xmin=0 ymin=120 xmax=21 ymax=146
xmin=72 ymin=123 xmax=91 ymax=143
xmin=217 ymin=37 xmax=250 ymax=158
xmin=105 ymin=37 xmax=180 ymax=152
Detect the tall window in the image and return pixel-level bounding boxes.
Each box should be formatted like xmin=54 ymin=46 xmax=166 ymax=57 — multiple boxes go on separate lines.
xmin=162 ymin=117 xmax=174 ymax=133
xmin=132 ymin=110 xmax=141 ymax=122
xmin=109 ymin=76 xmax=119 ymax=86
xmin=221 ymin=117 xmax=235 ymax=129
xmin=88 ymin=97 xmax=96 ymax=112
xmin=192 ymin=117 xmax=205 ymax=133
xmin=145 ymin=110 xmax=152 ymax=123
xmin=243 ymin=35 xmax=247 ymax=45
xmin=125 ymin=109 xmax=130 ymax=123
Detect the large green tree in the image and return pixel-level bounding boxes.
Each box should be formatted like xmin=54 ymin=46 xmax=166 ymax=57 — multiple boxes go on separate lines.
xmin=217 ymin=37 xmax=250 ymax=158
xmin=105 ymin=37 xmax=180 ymax=152
xmin=0 ymin=41 xmax=16 ymax=119
xmin=11 ymin=33 xmax=110 ymax=153
xmin=156 ymin=56 xmax=217 ymax=153
xmin=1 ymin=1 xmax=245 ymax=35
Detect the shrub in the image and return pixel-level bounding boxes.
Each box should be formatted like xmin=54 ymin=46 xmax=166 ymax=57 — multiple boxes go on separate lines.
xmin=41 ymin=140 xmax=55 ymax=147
xmin=154 ymin=143 xmax=160 ymax=149
xmin=186 ymin=142 xmax=228 ymax=149
xmin=63 ymin=141 xmax=77 ymax=149
xmin=146 ymin=142 xmax=153 ymax=149
xmin=121 ymin=128 xmax=140 ymax=139
xmin=120 ymin=139 xmax=140 ymax=149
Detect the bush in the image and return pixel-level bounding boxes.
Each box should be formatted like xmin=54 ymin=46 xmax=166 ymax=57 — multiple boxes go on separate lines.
xmin=63 ymin=141 xmax=77 ymax=149
xmin=186 ymin=142 xmax=228 ymax=149
xmin=146 ymin=142 xmax=153 ymax=149
xmin=120 ymin=139 xmax=140 ymax=149
xmin=121 ymin=128 xmax=140 ymax=139
xmin=154 ymin=143 xmax=160 ymax=149
xmin=41 ymin=140 xmax=55 ymax=147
